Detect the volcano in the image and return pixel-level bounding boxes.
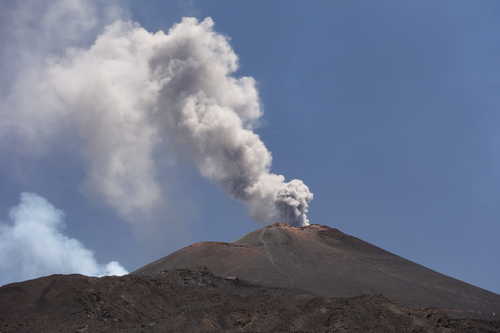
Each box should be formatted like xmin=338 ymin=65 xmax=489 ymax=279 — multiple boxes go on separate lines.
xmin=2 ymin=223 xmax=500 ymax=332
xmin=135 ymin=223 xmax=500 ymax=320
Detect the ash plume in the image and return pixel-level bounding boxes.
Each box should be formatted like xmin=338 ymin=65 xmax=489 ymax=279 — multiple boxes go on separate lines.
xmin=1 ymin=2 xmax=313 ymax=226
xmin=151 ymin=17 xmax=313 ymax=225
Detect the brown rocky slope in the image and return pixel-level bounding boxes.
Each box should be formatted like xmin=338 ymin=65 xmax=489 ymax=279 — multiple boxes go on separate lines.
xmin=1 ymin=223 xmax=500 ymax=332
xmin=135 ymin=223 xmax=500 ymax=320
xmin=1 ymin=269 xmax=499 ymax=332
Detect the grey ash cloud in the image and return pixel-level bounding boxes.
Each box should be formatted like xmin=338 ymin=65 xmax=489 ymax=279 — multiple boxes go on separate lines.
xmin=1 ymin=1 xmax=313 ymax=227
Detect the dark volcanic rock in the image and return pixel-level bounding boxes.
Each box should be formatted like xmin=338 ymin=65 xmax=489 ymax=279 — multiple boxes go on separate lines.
xmin=2 ymin=223 xmax=499 ymax=332
xmin=1 ymin=269 xmax=499 ymax=332
xmin=135 ymin=223 xmax=500 ymax=320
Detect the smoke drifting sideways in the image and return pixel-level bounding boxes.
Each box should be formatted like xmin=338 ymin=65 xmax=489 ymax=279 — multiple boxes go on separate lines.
xmin=0 ymin=193 xmax=127 ymax=286
xmin=2 ymin=3 xmax=313 ymax=226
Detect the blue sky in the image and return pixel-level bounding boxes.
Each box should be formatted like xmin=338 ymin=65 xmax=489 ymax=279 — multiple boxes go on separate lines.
xmin=1 ymin=1 xmax=499 ymax=294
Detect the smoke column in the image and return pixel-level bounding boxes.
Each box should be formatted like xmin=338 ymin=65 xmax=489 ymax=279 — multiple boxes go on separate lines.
xmin=152 ymin=17 xmax=314 ymax=225
xmin=1 ymin=3 xmax=313 ymax=226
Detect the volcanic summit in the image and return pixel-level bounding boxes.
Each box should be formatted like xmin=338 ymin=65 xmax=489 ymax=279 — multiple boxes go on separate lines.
xmin=135 ymin=223 xmax=500 ymax=320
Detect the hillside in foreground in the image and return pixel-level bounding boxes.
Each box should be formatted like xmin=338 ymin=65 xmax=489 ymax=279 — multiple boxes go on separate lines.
xmin=1 ymin=269 xmax=499 ymax=332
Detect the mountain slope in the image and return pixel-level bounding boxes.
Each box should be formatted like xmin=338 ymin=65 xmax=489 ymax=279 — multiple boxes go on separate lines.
xmin=135 ymin=223 xmax=500 ymax=320
xmin=1 ymin=269 xmax=499 ymax=332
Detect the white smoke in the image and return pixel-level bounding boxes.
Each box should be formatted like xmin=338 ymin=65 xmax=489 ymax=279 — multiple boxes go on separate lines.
xmin=1 ymin=2 xmax=313 ymax=226
xmin=0 ymin=193 xmax=127 ymax=286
